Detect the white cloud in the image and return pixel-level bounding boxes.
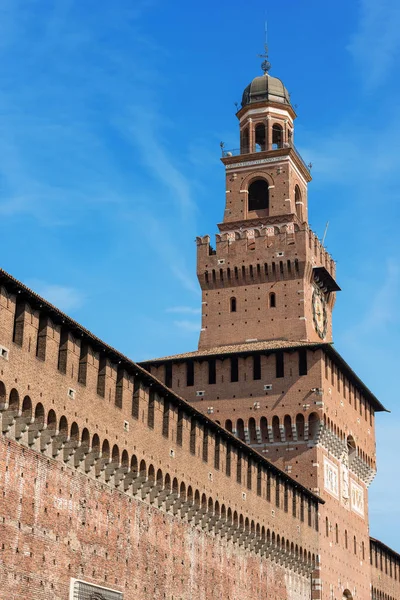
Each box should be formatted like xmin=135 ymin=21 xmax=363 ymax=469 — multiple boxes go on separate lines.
xmin=166 ymin=306 xmax=201 ymax=315
xmin=26 ymin=281 xmax=85 ymax=313
xmin=348 ymin=0 xmax=400 ymax=89
xmin=173 ymin=320 xmax=200 ymax=333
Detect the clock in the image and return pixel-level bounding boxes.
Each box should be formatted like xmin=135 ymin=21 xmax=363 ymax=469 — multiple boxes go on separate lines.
xmin=312 ymin=288 xmax=327 ymax=339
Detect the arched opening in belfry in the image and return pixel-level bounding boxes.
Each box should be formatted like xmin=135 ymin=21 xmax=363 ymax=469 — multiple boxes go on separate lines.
xmin=347 ymin=435 xmax=356 ymax=459
xmin=248 ymin=179 xmax=269 ymax=212
xmin=295 ymin=185 xmax=303 ymax=220
xmin=240 ymin=127 xmax=249 ymax=154
xmin=272 ymin=124 xmax=283 ymax=149
xmin=255 ymin=123 xmax=266 ymax=152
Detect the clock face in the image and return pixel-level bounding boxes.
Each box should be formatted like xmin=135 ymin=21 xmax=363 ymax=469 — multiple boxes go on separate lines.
xmin=312 ymin=289 xmax=327 ymax=339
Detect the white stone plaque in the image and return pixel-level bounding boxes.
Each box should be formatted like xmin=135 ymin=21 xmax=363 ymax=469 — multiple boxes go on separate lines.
xmin=324 ymin=457 xmax=339 ymax=498
xmin=350 ymin=480 xmax=364 ymax=517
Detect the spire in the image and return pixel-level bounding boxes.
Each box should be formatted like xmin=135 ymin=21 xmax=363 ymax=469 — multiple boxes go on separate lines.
xmin=258 ymin=21 xmax=271 ymax=74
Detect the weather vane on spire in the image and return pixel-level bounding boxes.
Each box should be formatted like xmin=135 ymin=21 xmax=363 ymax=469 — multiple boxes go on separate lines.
xmin=259 ymin=20 xmax=271 ymax=74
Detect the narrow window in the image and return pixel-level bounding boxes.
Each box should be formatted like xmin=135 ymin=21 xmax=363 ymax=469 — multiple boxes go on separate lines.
xmin=58 ymin=327 xmax=69 ymax=374
xmin=230 ymin=357 xmax=239 ymax=382
xmin=97 ymin=355 xmax=107 ymax=397
xmin=292 ymin=489 xmax=297 ymax=517
xmin=115 ymin=367 xmax=124 ymax=409
xmin=257 ymin=464 xmax=262 ymax=496
xmin=208 ymin=359 xmax=216 ymax=384
xmin=299 ymin=349 xmax=308 ymax=376
xmin=148 ymin=389 xmax=155 ymax=428
xmin=162 ymin=399 xmax=169 ymax=438
xmin=284 ymin=484 xmax=289 ymax=513
xmin=253 ymin=354 xmax=261 ymax=380
xmin=275 ymin=477 xmax=280 ymax=508
xmin=354 ymin=536 xmax=357 ymax=555
xmin=326 ymin=517 xmax=329 ymax=537
xmin=236 ymin=451 xmax=242 ymax=484
xmin=164 ymin=363 xmax=172 ymax=388
xmin=36 ymin=313 xmax=48 ymax=361
xmin=190 ymin=419 xmax=196 ymax=455
xmin=300 ymin=495 xmax=305 ymax=522
xmin=214 ymin=435 xmax=220 ymax=470
xmin=12 ymin=299 xmax=25 ymax=346
xmin=177 ymin=409 xmax=184 ymax=446
xmin=202 ymin=427 xmax=208 ymax=462
xmin=267 ymin=472 xmax=271 ymax=502
xmin=307 ymin=500 xmax=312 ymax=526
xmin=78 ymin=342 xmax=88 ymax=385
xmin=247 ymin=459 xmax=252 ymax=490
xmin=335 ymin=523 xmax=339 ymax=543
xmin=276 ymin=351 xmax=284 ymax=378
xmin=248 ymin=179 xmax=269 ymax=212
xmin=186 ymin=361 xmax=194 ymax=386
xmin=226 ymin=444 xmax=231 ymax=476
xmin=269 ymin=292 xmax=276 ymax=308
xmin=345 ymin=529 xmax=348 ymax=549
xmin=132 ymin=379 xmax=140 ymax=419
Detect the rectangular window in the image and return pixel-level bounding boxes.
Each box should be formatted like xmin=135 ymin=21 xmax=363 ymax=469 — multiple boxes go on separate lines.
xmin=236 ymin=451 xmax=242 ymax=484
xmin=300 ymin=494 xmax=305 ymax=522
xmin=115 ymin=367 xmax=124 ymax=409
xmin=148 ymin=389 xmax=155 ymax=429
xmin=202 ymin=428 xmax=208 ymax=462
xmin=230 ymin=357 xmax=239 ymax=382
xmin=186 ymin=361 xmax=194 ymax=386
xmin=208 ymin=359 xmax=216 ymax=384
xmin=97 ymin=355 xmax=107 ymax=397
xmin=325 ymin=356 xmax=329 ymax=379
xmin=284 ymin=484 xmax=289 ymax=513
xmin=162 ymin=399 xmax=169 ymax=438
xmin=253 ymin=354 xmax=261 ymax=380
xmin=12 ymin=299 xmax=25 ymax=347
xmin=226 ymin=444 xmax=231 ymax=477
xmin=276 ymin=351 xmax=284 ymax=378
xmin=257 ymin=464 xmax=262 ymax=496
xmin=308 ymin=500 xmax=312 ymax=527
xmin=132 ymin=379 xmax=140 ymax=419
xmin=214 ymin=435 xmax=220 ymax=470
xmin=177 ymin=409 xmax=184 ymax=446
xmin=165 ymin=363 xmax=172 ymax=388
xmin=36 ymin=313 xmax=48 ymax=361
xmin=298 ymin=349 xmax=307 ymax=376
xmin=292 ymin=489 xmax=297 ymax=517
xmin=78 ymin=342 xmax=88 ymax=386
xmin=58 ymin=327 xmax=69 ymax=375
xmin=190 ymin=419 xmax=196 ymax=455
xmin=275 ymin=477 xmax=280 ymax=508
xmin=247 ymin=459 xmax=252 ymax=491
xmin=267 ymin=472 xmax=271 ymax=502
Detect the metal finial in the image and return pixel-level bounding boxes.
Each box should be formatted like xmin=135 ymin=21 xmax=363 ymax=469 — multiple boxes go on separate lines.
xmin=258 ymin=21 xmax=271 ymax=74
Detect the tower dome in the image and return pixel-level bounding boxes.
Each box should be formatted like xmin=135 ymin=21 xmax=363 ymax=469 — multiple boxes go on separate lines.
xmin=241 ymin=73 xmax=291 ymax=108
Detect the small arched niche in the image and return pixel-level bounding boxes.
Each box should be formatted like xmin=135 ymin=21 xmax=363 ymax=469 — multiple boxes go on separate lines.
xmin=248 ymin=179 xmax=269 ymax=213
xmin=295 ymin=185 xmax=303 ymax=220
xmin=230 ymin=297 xmax=237 ymax=313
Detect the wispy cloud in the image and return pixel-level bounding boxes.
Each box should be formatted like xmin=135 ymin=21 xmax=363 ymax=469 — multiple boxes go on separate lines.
xmin=166 ymin=306 xmax=201 ymax=315
xmin=348 ymin=0 xmax=400 ymax=89
xmin=173 ymin=320 xmax=200 ymax=333
xmin=26 ymin=281 xmax=85 ymax=313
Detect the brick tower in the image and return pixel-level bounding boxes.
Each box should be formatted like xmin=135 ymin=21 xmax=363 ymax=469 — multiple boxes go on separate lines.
xmin=197 ymin=69 xmax=339 ymax=350
xmin=143 ymin=62 xmax=388 ymax=600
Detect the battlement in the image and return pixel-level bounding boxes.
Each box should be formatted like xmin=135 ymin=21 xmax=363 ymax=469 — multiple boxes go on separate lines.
xmin=0 ymin=268 xmax=320 ymax=572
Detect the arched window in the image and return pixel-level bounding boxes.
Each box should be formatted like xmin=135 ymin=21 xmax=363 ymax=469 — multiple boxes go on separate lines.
xmin=272 ymin=124 xmax=283 ymax=149
xmin=295 ymin=185 xmax=303 ymax=220
xmin=248 ymin=179 xmax=269 ymax=212
xmin=230 ymin=297 xmax=237 ymax=312
xmin=269 ymin=292 xmax=276 ymax=308
xmin=240 ymin=127 xmax=249 ymax=154
xmin=255 ymin=123 xmax=266 ymax=152
xmin=347 ymin=435 xmax=357 ymax=460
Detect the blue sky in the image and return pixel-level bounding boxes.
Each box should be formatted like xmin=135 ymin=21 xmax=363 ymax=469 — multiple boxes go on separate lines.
xmin=0 ymin=0 xmax=399 ymax=549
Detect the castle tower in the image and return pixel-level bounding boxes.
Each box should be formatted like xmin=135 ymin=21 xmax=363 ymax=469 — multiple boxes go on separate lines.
xmin=197 ymin=69 xmax=340 ymax=350
xmin=142 ymin=60 xmax=388 ymax=600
